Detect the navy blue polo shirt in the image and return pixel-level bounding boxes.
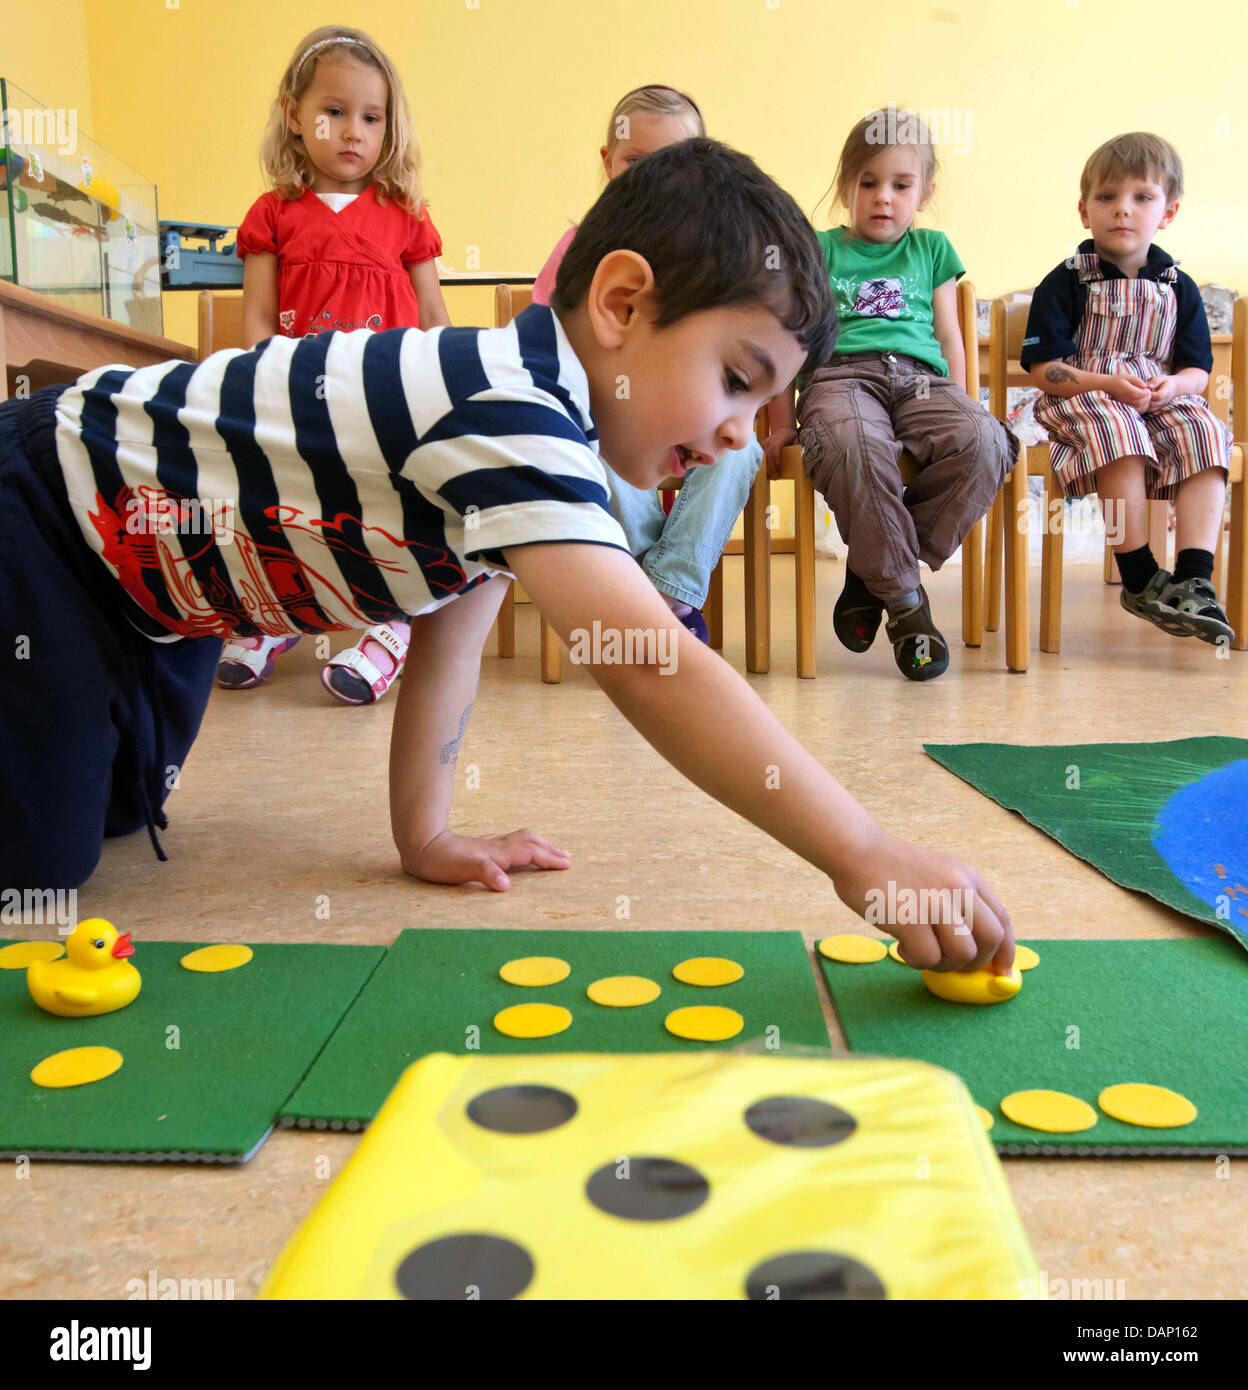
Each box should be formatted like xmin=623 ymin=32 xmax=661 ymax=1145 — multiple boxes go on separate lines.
xmin=1020 ymin=241 xmax=1212 ymax=373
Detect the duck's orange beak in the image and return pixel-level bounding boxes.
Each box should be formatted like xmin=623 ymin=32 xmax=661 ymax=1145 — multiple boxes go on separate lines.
xmin=111 ymin=933 xmax=134 ymax=959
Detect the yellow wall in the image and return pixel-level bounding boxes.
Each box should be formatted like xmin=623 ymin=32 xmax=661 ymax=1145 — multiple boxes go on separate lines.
xmin=4 ymin=1 xmax=92 ymax=134
xmin=12 ymin=1 xmax=1247 ymax=347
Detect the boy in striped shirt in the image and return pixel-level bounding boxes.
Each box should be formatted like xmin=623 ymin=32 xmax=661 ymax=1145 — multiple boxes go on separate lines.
xmin=0 ymin=139 xmax=1013 ymax=976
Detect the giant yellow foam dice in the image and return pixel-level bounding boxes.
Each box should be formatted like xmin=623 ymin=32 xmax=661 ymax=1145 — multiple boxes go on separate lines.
xmin=262 ymin=1053 xmax=1039 ymax=1300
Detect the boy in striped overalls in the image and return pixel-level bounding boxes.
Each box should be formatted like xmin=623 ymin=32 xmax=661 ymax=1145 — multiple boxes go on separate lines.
xmin=1022 ymin=132 xmax=1232 ymax=643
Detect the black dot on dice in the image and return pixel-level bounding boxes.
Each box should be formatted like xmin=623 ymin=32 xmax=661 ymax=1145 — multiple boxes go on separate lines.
xmin=585 ymin=1156 xmax=709 ymax=1221
xmin=395 ymin=1234 xmax=534 ymax=1300
xmin=744 ymin=1096 xmax=857 ymax=1147
xmin=746 ymin=1251 xmax=887 ymax=1300
xmin=466 ymin=1084 xmax=578 ymax=1134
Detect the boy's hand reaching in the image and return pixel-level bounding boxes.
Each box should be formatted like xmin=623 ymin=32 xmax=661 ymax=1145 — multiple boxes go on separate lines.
xmin=830 ymin=827 xmax=1015 ymax=974
xmin=403 ymin=828 xmax=571 ymax=892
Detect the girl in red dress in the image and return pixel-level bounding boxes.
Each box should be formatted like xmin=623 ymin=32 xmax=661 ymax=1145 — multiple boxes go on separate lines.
xmin=218 ymin=24 xmax=451 ymax=705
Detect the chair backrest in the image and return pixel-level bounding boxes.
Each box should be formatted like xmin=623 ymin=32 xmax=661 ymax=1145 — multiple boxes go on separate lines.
xmin=1232 ymin=297 xmax=1247 ymax=439
xmin=197 ymin=291 xmax=245 ymax=358
xmin=987 ymin=298 xmax=1032 ymax=419
xmin=956 ymin=278 xmax=980 ymax=395
xmin=495 ymin=285 xmax=534 ymax=329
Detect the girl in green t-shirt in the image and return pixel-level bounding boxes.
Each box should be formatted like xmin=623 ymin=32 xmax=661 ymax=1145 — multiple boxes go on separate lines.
xmin=764 ymin=109 xmax=1017 ymax=681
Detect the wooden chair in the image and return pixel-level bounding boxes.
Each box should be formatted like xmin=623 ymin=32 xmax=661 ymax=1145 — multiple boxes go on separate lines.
xmin=987 ymin=297 xmax=1248 ymax=657
xmin=197 ymin=290 xmax=244 ymax=356
xmin=746 ymin=277 xmax=986 ymax=677
xmin=492 ymin=284 xmax=726 ymax=683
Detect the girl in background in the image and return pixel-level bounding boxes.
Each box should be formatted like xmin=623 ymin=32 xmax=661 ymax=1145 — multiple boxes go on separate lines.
xmin=533 ymin=85 xmax=764 ymax=642
xmin=767 ymin=110 xmax=1016 ymax=680
xmin=221 ymin=24 xmax=451 ymax=704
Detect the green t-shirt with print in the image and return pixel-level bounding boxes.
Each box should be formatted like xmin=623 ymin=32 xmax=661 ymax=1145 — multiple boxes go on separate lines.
xmin=817 ymin=226 xmax=965 ymax=377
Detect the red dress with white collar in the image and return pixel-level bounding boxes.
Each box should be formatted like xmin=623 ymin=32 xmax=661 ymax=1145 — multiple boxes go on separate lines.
xmin=236 ymin=183 xmax=441 ymax=335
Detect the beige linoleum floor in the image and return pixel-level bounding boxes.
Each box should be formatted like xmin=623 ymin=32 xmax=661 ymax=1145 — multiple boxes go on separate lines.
xmin=4 ymin=556 xmax=1245 ymax=1300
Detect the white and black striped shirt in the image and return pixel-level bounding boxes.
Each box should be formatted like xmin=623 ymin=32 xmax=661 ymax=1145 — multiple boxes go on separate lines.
xmin=52 ymin=305 xmax=628 ymax=640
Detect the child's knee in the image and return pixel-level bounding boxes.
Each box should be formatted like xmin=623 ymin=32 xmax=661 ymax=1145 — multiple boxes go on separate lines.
xmin=1 ymin=836 xmax=102 ymax=894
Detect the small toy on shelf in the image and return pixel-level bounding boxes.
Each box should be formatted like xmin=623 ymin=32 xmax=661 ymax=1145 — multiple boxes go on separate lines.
xmin=27 ymin=918 xmax=141 ymax=1017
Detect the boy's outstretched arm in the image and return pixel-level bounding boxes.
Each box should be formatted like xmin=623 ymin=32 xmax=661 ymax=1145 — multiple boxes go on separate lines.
xmin=389 ymin=574 xmax=571 ymax=890
xmin=506 ymin=541 xmax=1014 ymax=974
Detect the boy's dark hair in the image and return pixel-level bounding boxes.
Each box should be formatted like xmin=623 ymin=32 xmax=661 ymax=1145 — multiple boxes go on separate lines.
xmin=552 ymin=137 xmax=837 ymax=373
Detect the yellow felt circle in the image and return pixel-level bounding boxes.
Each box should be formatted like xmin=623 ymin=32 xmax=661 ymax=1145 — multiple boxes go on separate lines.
xmin=818 ymin=935 xmax=887 ymax=964
xmin=887 ymin=941 xmax=907 ymax=964
xmin=672 ymin=956 xmax=744 ymax=987
xmin=31 ymin=1046 xmax=123 ymax=1089
xmin=1014 ymin=945 xmax=1041 ymax=971
xmin=586 ymin=976 xmax=660 ymax=1008
xmin=1001 ymin=1089 xmax=1098 ymax=1134
xmin=664 ymin=1005 xmax=744 ymax=1042
xmin=1098 ymin=1083 xmax=1197 ymax=1129
xmin=975 ymin=1105 xmax=995 ymax=1131
xmin=493 ymin=1003 xmax=572 ymax=1038
xmin=0 ymin=941 xmax=65 ymax=969
xmin=180 ymin=944 xmax=254 ymax=973
xmin=499 ymin=957 xmax=571 ymax=987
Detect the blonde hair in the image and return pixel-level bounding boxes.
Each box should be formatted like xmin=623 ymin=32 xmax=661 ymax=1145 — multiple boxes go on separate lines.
xmin=603 ymin=85 xmax=705 ymax=163
xmin=819 ymin=107 xmax=939 ymax=222
xmin=1080 ymin=132 xmax=1184 ymax=202
xmin=259 ymin=25 xmax=424 ymax=213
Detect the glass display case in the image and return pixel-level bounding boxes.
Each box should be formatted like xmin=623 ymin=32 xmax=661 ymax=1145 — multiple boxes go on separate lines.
xmin=0 ymin=77 xmax=162 ymax=334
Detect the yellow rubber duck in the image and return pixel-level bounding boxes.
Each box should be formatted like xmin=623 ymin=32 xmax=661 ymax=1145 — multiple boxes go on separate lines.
xmin=922 ymin=964 xmax=1021 ymax=1005
xmin=27 ymin=918 xmax=141 ymax=1017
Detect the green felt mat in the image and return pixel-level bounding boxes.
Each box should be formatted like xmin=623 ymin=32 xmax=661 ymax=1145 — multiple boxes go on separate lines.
xmin=925 ymin=737 xmax=1248 ymax=953
xmin=282 ymin=929 xmax=831 ymax=1127
xmin=0 ymin=941 xmax=384 ymax=1161
xmin=819 ymin=938 xmax=1248 ymax=1154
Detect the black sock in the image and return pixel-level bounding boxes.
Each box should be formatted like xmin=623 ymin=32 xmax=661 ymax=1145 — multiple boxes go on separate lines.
xmin=1115 ymin=544 xmax=1159 ymax=594
xmin=1172 ymin=548 xmax=1214 ymax=584
xmin=843 ymin=566 xmax=882 ymax=607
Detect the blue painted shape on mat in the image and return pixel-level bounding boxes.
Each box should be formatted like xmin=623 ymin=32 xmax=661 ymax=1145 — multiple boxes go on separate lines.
xmin=1153 ymin=760 xmax=1248 ymax=921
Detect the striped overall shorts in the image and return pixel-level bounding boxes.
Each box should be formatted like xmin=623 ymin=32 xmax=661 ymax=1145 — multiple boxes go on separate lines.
xmin=1033 ymin=254 xmax=1230 ymax=500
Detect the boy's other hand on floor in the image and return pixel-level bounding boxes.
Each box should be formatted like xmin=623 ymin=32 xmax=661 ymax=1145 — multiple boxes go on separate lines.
xmin=831 ymin=828 xmax=1015 ymax=974
xmin=402 ymin=828 xmax=572 ymax=892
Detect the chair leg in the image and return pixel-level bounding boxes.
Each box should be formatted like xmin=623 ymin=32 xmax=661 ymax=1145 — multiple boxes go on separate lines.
xmin=1148 ymin=499 xmax=1170 ymax=571
xmin=983 ymin=494 xmax=1004 ymax=632
xmin=1103 ymin=535 xmax=1118 ymax=584
xmin=794 ymin=472 xmax=816 ymax=678
xmin=705 ymin=556 xmax=724 ymax=651
xmin=1039 ymin=470 xmax=1064 ymax=654
xmin=962 ymin=515 xmax=984 ymax=647
xmin=743 ymin=465 xmax=771 ymax=673
xmin=1213 ymin=499 xmax=1226 ymax=596
xmin=1002 ymin=459 xmax=1030 ymax=672
xmin=1228 ymin=472 xmax=1247 ymax=652
xmin=496 ymin=578 xmax=516 ymax=658
xmin=540 ymin=616 xmax=561 ymax=684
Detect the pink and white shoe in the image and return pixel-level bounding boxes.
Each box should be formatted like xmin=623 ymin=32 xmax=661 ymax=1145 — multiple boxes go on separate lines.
xmin=320 ymin=621 xmax=410 ymax=706
xmin=216 ymin=634 xmax=302 ymax=689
